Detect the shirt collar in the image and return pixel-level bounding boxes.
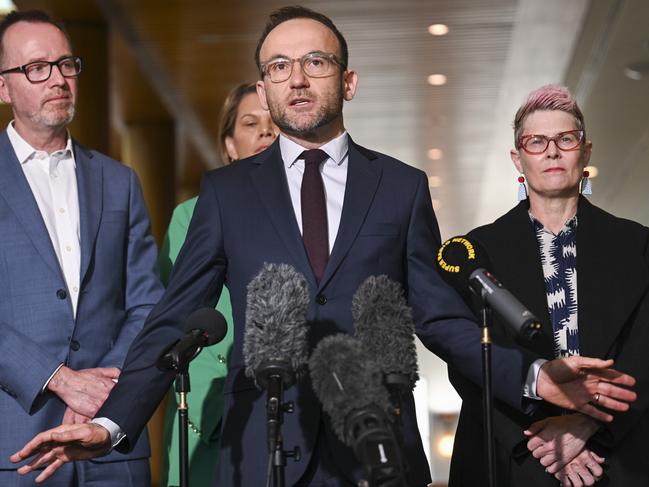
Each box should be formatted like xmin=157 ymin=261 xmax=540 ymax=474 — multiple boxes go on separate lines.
xmin=7 ymin=122 xmax=74 ymax=165
xmin=529 ymin=211 xmax=578 ymax=236
xmin=279 ymin=131 xmax=349 ymax=169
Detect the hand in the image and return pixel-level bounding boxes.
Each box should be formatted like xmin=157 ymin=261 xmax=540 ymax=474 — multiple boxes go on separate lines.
xmin=537 ymin=356 xmax=636 ymax=422
xmin=553 ymin=449 xmax=605 ymax=487
xmin=10 ymin=423 xmax=111 ymax=483
xmin=62 ymin=407 xmax=91 ymax=425
xmin=47 ymin=366 xmax=120 ymax=418
xmin=524 ymin=414 xmax=599 ymax=473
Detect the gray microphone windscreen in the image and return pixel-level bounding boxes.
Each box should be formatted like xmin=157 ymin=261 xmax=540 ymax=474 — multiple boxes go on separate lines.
xmin=243 ymin=263 xmax=310 ymax=379
xmin=309 ymin=334 xmax=391 ymax=444
xmin=352 ymin=275 xmax=419 ymax=388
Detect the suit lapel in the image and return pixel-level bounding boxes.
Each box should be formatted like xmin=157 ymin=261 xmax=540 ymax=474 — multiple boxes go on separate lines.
xmin=319 ymin=140 xmax=381 ymax=289
xmin=0 ymin=131 xmax=62 ymax=278
xmin=249 ymin=140 xmax=314 ymax=282
xmin=489 ymin=203 xmax=556 ymax=358
xmin=576 ymin=198 xmax=649 ymax=357
xmin=74 ymin=142 xmax=103 ymax=287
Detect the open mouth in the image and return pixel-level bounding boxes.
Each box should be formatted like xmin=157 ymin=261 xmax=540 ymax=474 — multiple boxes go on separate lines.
xmin=289 ymin=98 xmax=312 ymax=107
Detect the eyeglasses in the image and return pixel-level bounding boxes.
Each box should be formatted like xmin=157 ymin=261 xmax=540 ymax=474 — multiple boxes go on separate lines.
xmin=260 ymin=52 xmax=343 ymax=83
xmin=518 ymin=130 xmax=584 ymax=154
xmin=0 ymin=56 xmax=82 ymax=84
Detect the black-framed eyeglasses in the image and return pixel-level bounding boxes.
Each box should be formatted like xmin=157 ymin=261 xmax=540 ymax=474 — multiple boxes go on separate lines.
xmin=260 ymin=52 xmax=344 ymax=83
xmin=518 ymin=130 xmax=585 ymax=155
xmin=0 ymin=56 xmax=82 ymax=84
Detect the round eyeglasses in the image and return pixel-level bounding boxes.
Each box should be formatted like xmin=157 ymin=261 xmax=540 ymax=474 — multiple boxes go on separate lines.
xmin=518 ymin=130 xmax=584 ymax=155
xmin=261 ymin=52 xmax=343 ymax=83
xmin=0 ymin=56 xmax=82 ymax=84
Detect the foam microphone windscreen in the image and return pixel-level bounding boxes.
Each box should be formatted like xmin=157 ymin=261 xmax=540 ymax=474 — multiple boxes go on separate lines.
xmin=183 ymin=307 xmax=228 ymax=346
xmin=243 ymin=262 xmax=310 ymax=379
xmin=309 ymin=334 xmax=391 ymax=444
xmin=352 ymin=275 xmax=419 ymax=388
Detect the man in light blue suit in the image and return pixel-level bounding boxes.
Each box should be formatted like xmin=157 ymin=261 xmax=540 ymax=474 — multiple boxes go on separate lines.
xmin=0 ymin=10 xmax=163 ymax=487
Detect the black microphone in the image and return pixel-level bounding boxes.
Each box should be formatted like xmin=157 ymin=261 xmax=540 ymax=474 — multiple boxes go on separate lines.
xmin=310 ymin=334 xmax=406 ymax=487
xmin=243 ymin=262 xmax=310 ymax=455
xmin=157 ymin=307 xmax=228 ymax=371
xmin=436 ymin=236 xmax=542 ymax=340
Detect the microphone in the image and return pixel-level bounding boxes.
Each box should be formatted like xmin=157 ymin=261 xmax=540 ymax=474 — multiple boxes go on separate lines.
xmin=157 ymin=307 xmax=228 ymax=371
xmin=353 ymin=275 xmax=419 ymax=391
xmin=310 ymin=334 xmax=406 ymax=487
xmin=436 ymin=236 xmax=541 ymax=340
xmin=243 ymin=262 xmax=310 ymax=455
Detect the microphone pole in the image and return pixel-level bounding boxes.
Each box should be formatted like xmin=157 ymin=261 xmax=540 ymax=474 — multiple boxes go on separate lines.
xmin=157 ymin=308 xmax=228 ymax=487
xmin=479 ymin=304 xmax=496 ymax=487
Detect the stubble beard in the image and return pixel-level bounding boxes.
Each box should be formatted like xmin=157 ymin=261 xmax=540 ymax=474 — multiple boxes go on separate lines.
xmin=268 ymin=88 xmax=343 ymax=139
xmin=34 ymin=102 xmax=76 ymax=129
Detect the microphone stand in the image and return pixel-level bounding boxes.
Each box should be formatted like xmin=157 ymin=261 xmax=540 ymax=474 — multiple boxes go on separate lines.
xmin=175 ymin=362 xmax=192 ymax=487
xmin=479 ymin=304 xmax=496 ymax=487
xmin=257 ymin=362 xmax=301 ymax=487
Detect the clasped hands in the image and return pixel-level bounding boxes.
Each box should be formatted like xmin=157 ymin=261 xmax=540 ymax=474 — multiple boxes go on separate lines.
xmin=526 ymin=356 xmax=637 ymax=486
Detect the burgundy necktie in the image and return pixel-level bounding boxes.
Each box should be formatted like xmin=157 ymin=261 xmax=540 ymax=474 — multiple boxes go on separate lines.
xmin=300 ymin=149 xmax=329 ymax=282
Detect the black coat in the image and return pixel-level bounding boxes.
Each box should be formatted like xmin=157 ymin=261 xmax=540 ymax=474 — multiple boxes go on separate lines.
xmin=448 ymin=197 xmax=649 ymax=486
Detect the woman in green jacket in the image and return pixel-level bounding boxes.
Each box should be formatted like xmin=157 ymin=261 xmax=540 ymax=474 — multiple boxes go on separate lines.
xmin=160 ymin=82 xmax=277 ymax=487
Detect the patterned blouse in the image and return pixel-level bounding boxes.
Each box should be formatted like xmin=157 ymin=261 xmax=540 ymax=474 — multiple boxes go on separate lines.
xmin=531 ymin=213 xmax=579 ymax=358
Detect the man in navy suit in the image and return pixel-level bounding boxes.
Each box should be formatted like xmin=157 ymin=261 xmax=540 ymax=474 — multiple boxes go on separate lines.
xmin=13 ymin=6 xmax=636 ymax=487
xmin=0 ymin=10 xmax=163 ymax=487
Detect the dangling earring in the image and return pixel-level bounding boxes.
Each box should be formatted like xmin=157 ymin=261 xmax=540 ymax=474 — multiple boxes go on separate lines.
xmin=517 ymin=175 xmax=528 ymax=201
xmin=580 ymin=169 xmax=592 ymax=195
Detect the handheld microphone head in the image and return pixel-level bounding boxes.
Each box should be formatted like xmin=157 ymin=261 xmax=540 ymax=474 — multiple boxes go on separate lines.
xmin=243 ymin=262 xmax=310 ymax=387
xmin=309 ymin=334 xmax=391 ymax=444
xmin=436 ymin=235 xmax=542 ymax=340
xmin=436 ymin=236 xmax=489 ymax=299
xmin=352 ymin=275 xmax=419 ymax=389
xmin=184 ymin=307 xmax=228 ymax=346
xmin=156 ymin=307 xmax=228 ymax=371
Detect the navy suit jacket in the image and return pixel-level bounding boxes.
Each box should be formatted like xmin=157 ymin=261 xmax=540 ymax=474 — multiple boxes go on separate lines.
xmin=100 ymin=137 xmax=536 ymax=485
xmin=0 ymin=130 xmax=163 ymax=467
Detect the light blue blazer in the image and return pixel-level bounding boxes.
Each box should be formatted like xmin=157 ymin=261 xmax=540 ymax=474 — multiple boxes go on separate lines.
xmin=0 ymin=130 xmax=164 ymax=467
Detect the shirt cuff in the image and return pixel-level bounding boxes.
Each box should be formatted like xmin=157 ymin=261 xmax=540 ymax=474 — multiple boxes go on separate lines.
xmin=523 ymin=358 xmax=548 ymax=400
xmin=91 ymin=417 xmax=126 ymax=450
xmin=41 ymin=363 xmax=64 ymax=393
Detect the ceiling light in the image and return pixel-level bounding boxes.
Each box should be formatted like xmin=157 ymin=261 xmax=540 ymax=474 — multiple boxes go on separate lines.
xmin=584 ymin=165 xmax=598 ymax=178
xmin=624 ymin=61 xmax=649 ymax=80
xmin=427 ymin=74 xmax=447 ymax=86
xmin=437 ymin=433 xmax=455 ymax=459
xmin=428 ymin=176 xmax=442 ymax=188
xmin=428 ymin=24 xmax=449 ymax=36
xmin=427 ymin=148 xmax=443 ymax=160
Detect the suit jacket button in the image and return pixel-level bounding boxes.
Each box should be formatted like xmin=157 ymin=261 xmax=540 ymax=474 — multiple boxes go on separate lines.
xmin=56 ymin=289 xmax=67 ymax=299
xmin=316 ymin=294 xmax=327 ymax=305
xmin=70 ymin=340 xmax=80 ymax=351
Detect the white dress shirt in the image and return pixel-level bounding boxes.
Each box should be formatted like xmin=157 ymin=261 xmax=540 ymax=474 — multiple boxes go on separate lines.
xmin=7 ymin=123 xmax=81 ymax=317
xmin=279 ymin=132 xmax=349 ymax=254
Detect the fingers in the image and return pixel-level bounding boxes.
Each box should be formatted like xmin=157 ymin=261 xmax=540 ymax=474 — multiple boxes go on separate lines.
xmin=586 ymin=367 xmax=636 ymax=387
xmin=571 ymin=357 xmax=614 ymax=371
xmin=524 ymin=418 xmax=547 ymax=437
xmin=578 ymin=402 xmax=614 ymax=423
xmin=35 ymin=458 xmax=66 ymax=484
xmin=597 ymin=380 xmax=637 ymax=404
xmin=90 ymin=367 xmax=121 ymax=380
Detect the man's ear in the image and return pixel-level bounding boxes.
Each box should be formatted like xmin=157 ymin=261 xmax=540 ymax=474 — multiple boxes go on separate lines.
xmin=256 ymin=80 xmax=269 ymax=110
xmin=342 ymin=69 xmax=358 ymax=102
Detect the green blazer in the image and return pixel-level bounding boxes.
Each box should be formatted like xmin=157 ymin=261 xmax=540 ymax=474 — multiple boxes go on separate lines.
xmin=159 ymin=197 xmax=234 ymax=487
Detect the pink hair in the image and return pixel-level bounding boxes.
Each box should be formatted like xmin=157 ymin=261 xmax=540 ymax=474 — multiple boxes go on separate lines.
xmin=513 ymin=85 xmax=585 ymax=147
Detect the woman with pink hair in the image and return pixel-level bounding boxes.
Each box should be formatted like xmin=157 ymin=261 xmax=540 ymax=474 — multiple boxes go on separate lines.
xmin=448 ymin=85 xmax=649 ymax=487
